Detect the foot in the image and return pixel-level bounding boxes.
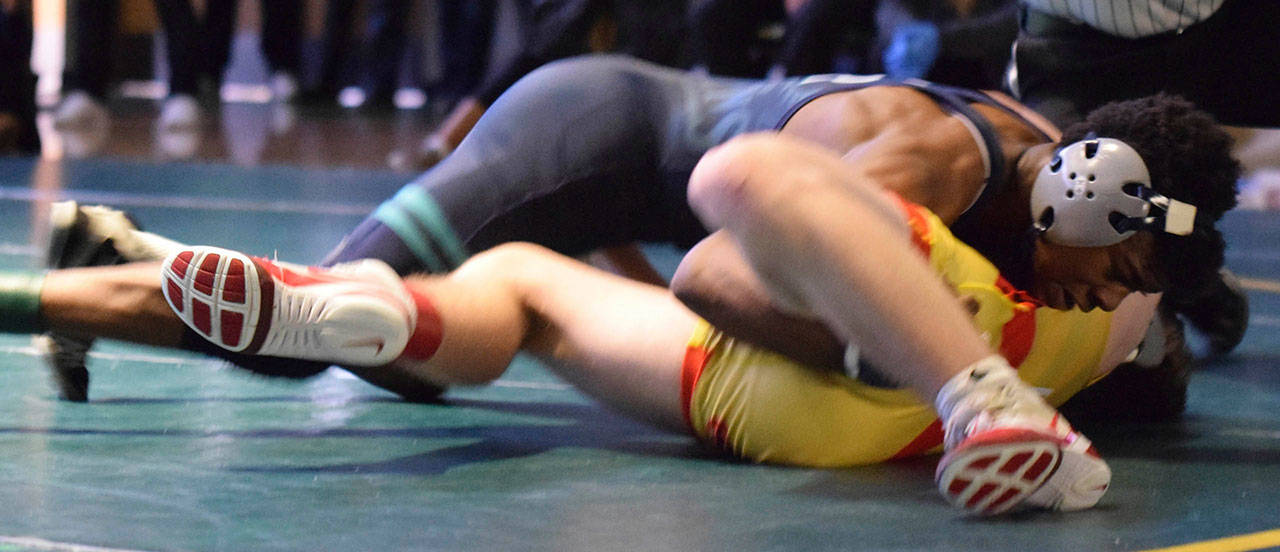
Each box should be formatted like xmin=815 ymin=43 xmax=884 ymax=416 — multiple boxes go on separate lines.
xmin=158 ymin=94 xmax=202 ymax=131
xmin=41 ymin=201 xmax=160 ymax=401
xmin=337 ymin=87 xmax=368 ymax=109
xmin=270 ymin=72 xmax=299 ymax=102
xmin=53 ymin=91 xmax=110 ymax=130
xmin=161 ymin=246 xmax=416 ymax=367
xmin=935 ymin=359 xmax=1110 ymax=515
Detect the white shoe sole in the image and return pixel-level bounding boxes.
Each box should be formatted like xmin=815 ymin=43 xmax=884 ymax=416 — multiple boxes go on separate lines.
xmin=935 ymin=427 xmax=1109 ymax=515
xmin=162 ymin=246 xmax=413 ymax=366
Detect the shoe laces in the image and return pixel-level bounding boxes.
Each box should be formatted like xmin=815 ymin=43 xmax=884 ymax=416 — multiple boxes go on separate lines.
xmin=944 ymin=380 xmax=1050 ymax=450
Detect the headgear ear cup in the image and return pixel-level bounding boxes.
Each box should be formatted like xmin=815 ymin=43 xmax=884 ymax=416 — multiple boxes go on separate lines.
xmin=1030 ymin=138 xmax=1195 ymax=247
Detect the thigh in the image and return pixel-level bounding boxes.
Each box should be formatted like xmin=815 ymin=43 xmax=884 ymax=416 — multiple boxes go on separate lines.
xmin=497 ymin=244 xmax=699 ymax=434
xmin=426 ymin=56 xmax=718 ymax=251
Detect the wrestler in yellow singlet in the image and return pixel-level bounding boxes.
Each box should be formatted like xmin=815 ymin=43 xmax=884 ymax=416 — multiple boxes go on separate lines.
xmin=680 ymin=199 xmax=1158 ymax=468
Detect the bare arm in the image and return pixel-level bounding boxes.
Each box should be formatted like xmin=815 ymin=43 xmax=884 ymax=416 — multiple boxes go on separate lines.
xmin=671 ymin=231 xmax=845 ymax=370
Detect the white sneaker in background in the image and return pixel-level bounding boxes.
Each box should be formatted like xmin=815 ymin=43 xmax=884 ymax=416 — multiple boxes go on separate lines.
xmin=270 ymin=72 xmax=299 ymax=102
xmin=53 ymin=90 xmax=110 ymax=130
xmin=158 ymin=94 xmax=202 ymax=131
xmin=393 ymin=88 xmax=427 ymax=110
xmin=337 ymin=87 xmax=367 ymax=109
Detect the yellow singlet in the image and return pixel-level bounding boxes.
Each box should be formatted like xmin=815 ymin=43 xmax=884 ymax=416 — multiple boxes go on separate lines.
xmin=680 ymin=199 xmax=1116 ymax=468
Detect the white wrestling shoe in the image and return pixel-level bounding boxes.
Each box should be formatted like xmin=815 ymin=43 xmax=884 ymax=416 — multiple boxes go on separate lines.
xmin=161 ymin=246 xmax=416 ymax=367
xmin=41 ymin=201 xmax=173 ymax=401
xmin=934 ymin=357 xmax=1111 ymax=515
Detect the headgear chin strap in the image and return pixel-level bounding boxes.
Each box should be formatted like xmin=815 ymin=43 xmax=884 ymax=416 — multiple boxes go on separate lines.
xmin=1030 ymin=137 xmax=1198 ymax=247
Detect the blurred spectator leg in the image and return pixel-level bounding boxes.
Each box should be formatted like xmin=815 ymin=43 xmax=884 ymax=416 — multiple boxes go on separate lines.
xmin=0 ymin=0 xmax=39 ymax=153
xmin=687 ymin=0 xmax=783 ymax=77
xmin=54 ymin=0 xmax=117 ymax=130
xmin=776 ymin=0 xmax=876 ymax=76
xmin=262 ymin=0 xmax=304 ymax=101
xmin=152 ymin=0 xmax=204 ymax=130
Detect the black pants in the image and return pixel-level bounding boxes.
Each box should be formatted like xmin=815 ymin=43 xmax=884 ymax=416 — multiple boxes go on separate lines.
xmin=62 ymin=0 xmax=244 ymax=98
xmin=1010 ymin=0 xmax=1280 ymax=128
xmin=152 ymin=0 xmax=235 ymax=96
xmin=62 ymin=0 xmax=119 ymax=98
xmin=474 ymin=0 xmax=687 ymax=105
xmin=315 ymin=0 xmax=410 ymax=98
xmin=436 ymin=0 xmax=497 ymax=98
xmin=0 ymin=1 xmax=39 ymax=153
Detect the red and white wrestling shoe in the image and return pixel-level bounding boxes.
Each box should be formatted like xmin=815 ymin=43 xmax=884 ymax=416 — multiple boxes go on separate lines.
xmin=934 ymin=357 xmax=1111 ymax=515
xmin=161 ymin=246 xmax=416 ymax=366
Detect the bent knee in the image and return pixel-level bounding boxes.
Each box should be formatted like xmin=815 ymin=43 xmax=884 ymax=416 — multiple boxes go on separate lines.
xmin=688 ymin=134 xmax=792 ymax=221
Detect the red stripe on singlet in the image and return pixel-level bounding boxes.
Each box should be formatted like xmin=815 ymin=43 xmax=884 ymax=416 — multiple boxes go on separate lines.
xmin=993 ymin=276 xmax=1042 ymax=367
xmin=892 ymin=196 xmax=935 ymax=257
xmin=680 ymin=345 xmax=711 ymax=431
xmin=888 ymin=196 xmax=953 ymax=459
xmin=891 ymin=420 xmax=944 ymax=460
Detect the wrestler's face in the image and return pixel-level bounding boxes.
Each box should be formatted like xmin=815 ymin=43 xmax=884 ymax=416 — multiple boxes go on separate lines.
xmin=1030 ymin=232 xmax=1162 ymax=312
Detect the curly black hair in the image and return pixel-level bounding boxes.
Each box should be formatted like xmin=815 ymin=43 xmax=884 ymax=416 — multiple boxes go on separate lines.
xmin=1058 ymin=94 xmax=1240 ymax=297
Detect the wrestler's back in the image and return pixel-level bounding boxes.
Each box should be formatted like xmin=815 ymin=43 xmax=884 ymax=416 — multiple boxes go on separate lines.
xmin=780 ymin=86 xmax=1047 ymax=225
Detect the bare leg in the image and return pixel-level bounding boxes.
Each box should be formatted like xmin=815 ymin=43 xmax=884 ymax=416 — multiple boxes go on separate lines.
xmin=393 ymin=243 xmax=696 ymax=432
xmin=687 ymin=134 xmax=1112 ymax=514
xmin=40 ymin=263 xmax=186 ymax=346
xmin=687 ymin=134 xmax=991 ymax=400
xmin=29 ymin=249 xmax=679 ymax=427
xmin=36 ymin=261 xmax=451 ymax=400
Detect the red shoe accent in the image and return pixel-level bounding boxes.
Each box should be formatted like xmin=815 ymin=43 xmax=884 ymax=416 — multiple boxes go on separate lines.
xmin=937 ymin=428 xmax=1066 ymax=515
xmin=242 ymin=257 xmax=275 ymax=354
xmin=398 ymin=288 xmax=443 ymax=362
xmin=969 ymin=456 xmax=998 ymax=470
xmin=999 ymin=451 xmax=1034 ymax=474
xmin=986 ymin=488 xmax=1022 ymax=512
xmin=166 ymin=279 xmax=184 ymax=313
xmin=194 ymin=254 xmax=219 ymax=294
xmin=222 ymin=311 xmax=244 ymax=347
xmin=223 ymin=259 xmax=246 ymax=303
xmin=1023 ymin=451 xmax=1055 ymax=481
xmin=966 ymin=483 xmax=998 ymax=509
xmin=252 ymin=257 xmax=345 ymax=287
xmin=172 ymin=251 xmax=193 ymax=278
xmin=192 ymin=298 xmax=212 ymax=336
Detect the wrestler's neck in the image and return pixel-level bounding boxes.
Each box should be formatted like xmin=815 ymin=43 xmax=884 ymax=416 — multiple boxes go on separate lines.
xmin=951 ymin=142 xmax=1055 ymax=289
xmin=960 ymin=142 xmax=1054 ymax=234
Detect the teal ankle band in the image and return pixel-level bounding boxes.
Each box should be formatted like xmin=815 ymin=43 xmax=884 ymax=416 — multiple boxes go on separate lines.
xmin=0 ymin=271 xmax=46 ymax=334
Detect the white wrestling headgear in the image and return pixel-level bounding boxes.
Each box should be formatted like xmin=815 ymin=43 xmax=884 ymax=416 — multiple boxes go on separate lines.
xmin=1030 ymin=136 xmax=1199 ymax=247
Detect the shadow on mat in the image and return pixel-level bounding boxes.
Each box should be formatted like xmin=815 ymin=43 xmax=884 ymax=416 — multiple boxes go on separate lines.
xmin=1076 ymin=414 xmax=1280 ymax=466
xmin=0 ymin=397 xmax=725 ymax=475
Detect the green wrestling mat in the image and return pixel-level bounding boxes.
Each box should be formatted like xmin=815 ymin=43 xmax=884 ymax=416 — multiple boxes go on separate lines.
xmin=1 ymin=129 xmax=1278 ymax=552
